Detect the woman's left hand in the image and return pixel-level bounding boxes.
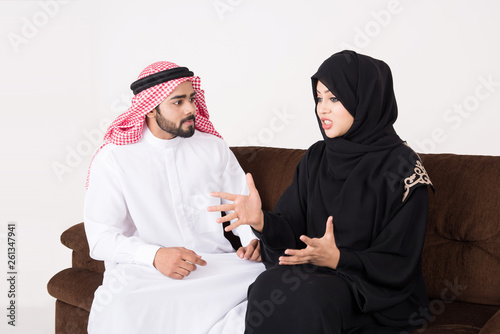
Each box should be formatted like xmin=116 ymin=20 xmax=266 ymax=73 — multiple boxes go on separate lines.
xmin=279 ymin=216 xmax=340 ymax=269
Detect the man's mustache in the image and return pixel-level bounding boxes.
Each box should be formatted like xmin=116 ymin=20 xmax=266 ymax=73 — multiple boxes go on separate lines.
xmin=181 ymin=115 xmax=196 ymax=124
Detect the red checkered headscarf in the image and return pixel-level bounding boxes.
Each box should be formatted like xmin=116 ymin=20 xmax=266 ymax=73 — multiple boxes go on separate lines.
xmin=86 ymin=61 xmax=222 ymax=188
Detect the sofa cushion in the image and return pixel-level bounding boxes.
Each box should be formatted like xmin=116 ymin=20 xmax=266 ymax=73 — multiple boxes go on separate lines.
xmin=420 ymin=154 xmax=500 ymax=306
xmin=415 ymin=300 xmax=498 ymax=333
xmin=479 ymin=309 xmax=500 ymax=334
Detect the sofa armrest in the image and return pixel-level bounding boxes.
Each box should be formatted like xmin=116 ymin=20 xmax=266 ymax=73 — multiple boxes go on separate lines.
xmin=47 ymin=268 xmax=103 ymax=312
xmin=479 ymin=309 xmax=500 ymax=334
xmin=61 ymin=223 xmax=105 ymax=273
xmin=61 ymin=223 xmax=90 ymax=253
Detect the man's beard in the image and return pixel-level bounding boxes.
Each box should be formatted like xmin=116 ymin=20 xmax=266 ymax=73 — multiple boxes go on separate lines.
xmin=156 ymin=114 xmax=195 ymax=138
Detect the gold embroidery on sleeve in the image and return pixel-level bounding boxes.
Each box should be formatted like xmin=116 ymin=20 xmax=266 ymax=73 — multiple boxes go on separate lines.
xmin=402 ymin=160 xmax=432 ymax=202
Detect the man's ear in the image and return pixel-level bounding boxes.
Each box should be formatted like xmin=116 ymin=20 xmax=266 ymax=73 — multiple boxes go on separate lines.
xmin=146 ymin=109 xmax=156 ymax=118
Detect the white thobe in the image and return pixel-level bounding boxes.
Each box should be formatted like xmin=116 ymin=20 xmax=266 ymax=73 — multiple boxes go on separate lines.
xmin=84 ymin=127 xmax=264 ymax=334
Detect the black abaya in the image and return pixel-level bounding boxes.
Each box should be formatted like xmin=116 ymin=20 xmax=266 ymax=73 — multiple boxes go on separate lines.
xmin=245 ymin=51 xmax=433 ymax=333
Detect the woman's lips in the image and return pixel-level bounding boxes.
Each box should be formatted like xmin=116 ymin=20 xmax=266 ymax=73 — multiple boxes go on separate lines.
xmin=322 ymin=118 xmax=332 ymax=130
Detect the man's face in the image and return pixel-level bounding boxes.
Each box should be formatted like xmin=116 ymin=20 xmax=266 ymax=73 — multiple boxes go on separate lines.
xmin=149 ymin=81 xmax=197 ymax=139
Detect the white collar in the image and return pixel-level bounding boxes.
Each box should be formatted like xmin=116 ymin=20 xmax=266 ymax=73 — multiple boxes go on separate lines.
xmin=142 ymin=124 xmax=181 ymax=149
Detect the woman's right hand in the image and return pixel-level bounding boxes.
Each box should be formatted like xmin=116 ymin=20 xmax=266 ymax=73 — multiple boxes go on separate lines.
xmin=208 ymin=173 xmax=264 ymax=233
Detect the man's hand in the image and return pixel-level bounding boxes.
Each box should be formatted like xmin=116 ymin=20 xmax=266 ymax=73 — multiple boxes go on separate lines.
xmin=278 ymin=216 xmax=340 ymax=269
xmin=153 ymin=247 xmax=207 ymax=280
xmin=236 ymin=239 xmax=261 ymax=262
xmin=208 ymin=173 xmax=264 ymax=232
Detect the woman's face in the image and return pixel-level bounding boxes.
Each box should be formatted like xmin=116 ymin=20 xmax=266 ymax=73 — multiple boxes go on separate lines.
xmin=316 ymin=81 xmax=354 ymax=139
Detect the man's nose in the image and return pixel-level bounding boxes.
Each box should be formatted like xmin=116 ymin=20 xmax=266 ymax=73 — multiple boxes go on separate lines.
xmin=185 ymin=101 xmax=196 ymax=115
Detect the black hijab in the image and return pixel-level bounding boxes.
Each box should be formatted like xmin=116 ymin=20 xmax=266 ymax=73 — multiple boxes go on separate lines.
xmin=311 ymin=50 xmax=405 ymax=179
xmin=312 ymin=50 xmax=403 ymax=147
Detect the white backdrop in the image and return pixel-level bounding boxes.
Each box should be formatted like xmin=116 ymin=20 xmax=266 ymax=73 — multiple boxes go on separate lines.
xmin=1 ymin=0 xmax=499 ymax=333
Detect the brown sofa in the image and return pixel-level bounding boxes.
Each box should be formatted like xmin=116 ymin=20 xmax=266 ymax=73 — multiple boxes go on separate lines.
xmin=47 ymin=146 xmax=500 ymax=333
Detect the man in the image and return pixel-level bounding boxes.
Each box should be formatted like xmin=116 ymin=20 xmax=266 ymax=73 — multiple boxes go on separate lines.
xmin=84 ymin=61 xmax=264 ymax=333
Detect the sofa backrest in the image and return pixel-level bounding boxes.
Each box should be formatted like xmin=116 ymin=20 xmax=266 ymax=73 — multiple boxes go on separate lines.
xmin=420 ymin=153 xmax=500 ymax=306
xmin=232 ymin=147 xmax=500 ymax=307
xmin=231 ymin=146 xmax=305 ymax=211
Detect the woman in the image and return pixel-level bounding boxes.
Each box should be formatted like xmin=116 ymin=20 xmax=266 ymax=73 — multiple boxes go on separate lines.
xmin=209 ymin=50 xmax=433 ymax=333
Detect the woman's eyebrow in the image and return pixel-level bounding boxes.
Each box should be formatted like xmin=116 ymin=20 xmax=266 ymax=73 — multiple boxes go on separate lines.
xmin=316 ymin=89 xmax=332 ymax=94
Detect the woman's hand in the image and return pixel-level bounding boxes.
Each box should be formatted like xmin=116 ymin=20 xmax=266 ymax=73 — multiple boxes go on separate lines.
xmin=279 ymin=216 xmax=340 ymax=269
xmin=237 ymin=238 xmax=261 ymax=262
xmin=208 ymin=173 xmax=264 ymax=232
